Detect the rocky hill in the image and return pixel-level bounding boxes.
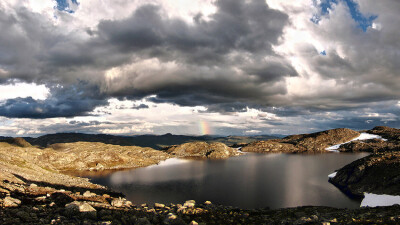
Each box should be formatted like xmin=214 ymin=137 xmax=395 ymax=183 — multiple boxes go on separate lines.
xmin=329 ymin=151 xmax=400 ymax=198
xmin=0 ymin=137 xmax=32 ymax=147
xmin=24 ymin=133 xmax=278 ymax=149
xmin=241 ymin=128 xmax=360 ymax=153
xmin=165 ymin=142 xmax=241 ymax=159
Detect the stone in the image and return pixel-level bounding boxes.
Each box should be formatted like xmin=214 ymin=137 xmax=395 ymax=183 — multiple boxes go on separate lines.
xmin=111 ymin=197 xmax=132 ymax=207
xmin=65 ymin=201 xmax=97 ymax=219
xmin=184 ymin=200 xmax=196 ymax=208
xmin=154 ymin=203 xmax=165 ymax=208
xmin=3 ymin=196 xmax=21 ymax=207
xmin=83 ymin=191 xmax=96 ymax=197
xmin=204 ymin=201 xmax=212 ymax=205
xmin=190 ymin=221 xmax=199 ymax=225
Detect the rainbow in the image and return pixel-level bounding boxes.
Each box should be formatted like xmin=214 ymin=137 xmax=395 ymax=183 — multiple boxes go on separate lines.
xmin=199 ymin=120 xmax=211 ymax=135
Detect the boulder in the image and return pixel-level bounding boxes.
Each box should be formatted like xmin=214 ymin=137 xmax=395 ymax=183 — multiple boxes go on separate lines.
xmin=3 ymin=196 xmax=21 ymax=207
xmin=184 ymin=200 xmax=196 ymax=208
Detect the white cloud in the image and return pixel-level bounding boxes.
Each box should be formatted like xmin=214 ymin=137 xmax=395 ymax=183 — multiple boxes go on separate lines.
xmin=0 ymin=82 xmax=49 ymax=101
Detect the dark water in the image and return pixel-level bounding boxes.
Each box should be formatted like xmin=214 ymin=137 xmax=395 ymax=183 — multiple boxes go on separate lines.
xmin=83 ymin=153 xmax=369 ymax=209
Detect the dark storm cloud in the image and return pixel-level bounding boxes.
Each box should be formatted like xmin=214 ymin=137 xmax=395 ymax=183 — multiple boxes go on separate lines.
xmin=96 ymin=0 xmax=294 ymax=111
xmin=0 ymin=83 xmax=107 ymax=118
xmin=0 ymin=0 xmax=294 ymax=118
xmin=97 ymin=0 xmax=288 ymax=64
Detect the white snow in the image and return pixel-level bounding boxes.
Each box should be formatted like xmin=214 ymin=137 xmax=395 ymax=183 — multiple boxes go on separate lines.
xmin=328 ymin=172 xmax=337 ymax=179
xmin=154 ymin=158 xmax=190 ymax=167
xmin=325 ymin=133 xmax=387 ymax=152
xmin=236 ymin=147 xmax=246 ymax=154
xmin=361 ymin=193 xmax=400 ymax=207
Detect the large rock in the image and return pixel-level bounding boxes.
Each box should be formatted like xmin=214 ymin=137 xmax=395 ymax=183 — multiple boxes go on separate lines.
xmin=3 ymin=196 xmax=21 ymax=207
xmin=329 ymin=152 xmax=400 ymax=197
xmin=166 ymin=142 xmax=241 ymax=159
xmin=242 ymin=128 xmax=360 ymax=153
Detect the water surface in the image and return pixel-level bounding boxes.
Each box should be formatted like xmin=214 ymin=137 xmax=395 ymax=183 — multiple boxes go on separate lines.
xmin=84 ymin=153 xmax=368 ymax=209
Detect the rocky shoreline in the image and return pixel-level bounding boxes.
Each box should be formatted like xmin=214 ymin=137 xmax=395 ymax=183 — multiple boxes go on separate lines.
xmin=1 ymin=126 xmax=400 ymax=224
xmin=329 ymin=151 xmax=400 ymax=198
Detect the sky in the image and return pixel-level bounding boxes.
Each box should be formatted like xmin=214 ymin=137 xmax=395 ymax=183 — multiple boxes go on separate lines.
xmin=0 ymin=0 xmax=399 ymax=137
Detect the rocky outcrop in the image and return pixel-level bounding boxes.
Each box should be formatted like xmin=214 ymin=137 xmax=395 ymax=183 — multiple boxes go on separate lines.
xmin=329 ymin=152 xmax=400 ymax=197
xmin=242 ymin=128 xmax=360 ymax=153
xmin=44 ymin=142 xmax=171 ymax=171
xmin=0 ymin=138 xmax=32 ymax=148
xmin=338 ymin=138 xmax=400 ymax=152
xmin=337 ymin=126 xmax=400 ymax=153
xmin=367 ymin=126 xmax=400 ymax=141
xmin=166 ymin=142 xmax=241 ymax=159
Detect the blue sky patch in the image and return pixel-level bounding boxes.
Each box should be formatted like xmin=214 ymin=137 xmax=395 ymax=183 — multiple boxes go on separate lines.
xmin=312 ymin=0 xmax=377 ymax=31
xmin=55 ymin=0 xmax=79 ymax=13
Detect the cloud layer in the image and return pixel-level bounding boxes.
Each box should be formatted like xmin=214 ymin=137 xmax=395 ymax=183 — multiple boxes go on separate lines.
xmin=0 ymin=0 xmax=399 ymax=136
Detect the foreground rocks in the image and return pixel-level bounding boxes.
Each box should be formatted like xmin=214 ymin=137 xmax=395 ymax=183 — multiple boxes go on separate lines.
xmin=329 ymin=151 xmax=400 ymax=198
xmin=242 ymin=128 xmax=360 ymax=153
xmin=165 ymin=142 xmax=241 ymax=159
xmin=1 ymin=195 xmax=400 ymax=224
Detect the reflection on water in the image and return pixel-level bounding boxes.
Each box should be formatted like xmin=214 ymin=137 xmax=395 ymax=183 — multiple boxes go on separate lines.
xmin=83 ymin=153 xmax=369 ymax=209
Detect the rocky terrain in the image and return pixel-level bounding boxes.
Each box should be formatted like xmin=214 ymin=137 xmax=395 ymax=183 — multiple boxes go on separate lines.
xmin=329 ymin=151 xmax=400 ymax=198
xmin=0 ymin=140 xmax=171 ymax=172
xmin=338 ymin=126 xmax=400 ymax=153
xmin=165 ymin=142 xmax=241 ymax=159
xmin=241 ymin=128 xmax=360 ymax=153
xmin=1 ymin=126 xmax=400 ymax=224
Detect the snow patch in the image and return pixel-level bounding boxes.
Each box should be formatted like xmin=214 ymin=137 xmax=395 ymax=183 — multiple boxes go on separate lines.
xmin=236 ymin=147 xmax=247 ymax=154
xmin=328 ymin=172 xmax=337 ymax=179
xmin=361 ymin=193 xmax=400 ymax=207
xmin=325 ymin=133 xmax=387 ymax=152
xmin=154 ymin=158 xmax=190 ymax=167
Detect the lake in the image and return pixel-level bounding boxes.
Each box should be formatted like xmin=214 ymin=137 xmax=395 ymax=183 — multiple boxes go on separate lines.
xmin=82 ymin=152 xmax=369 ymax=209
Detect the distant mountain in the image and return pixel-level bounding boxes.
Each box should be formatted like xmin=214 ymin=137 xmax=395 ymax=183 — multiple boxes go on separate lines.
xmin=23 ymin=133 xmax=279 ymax=149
